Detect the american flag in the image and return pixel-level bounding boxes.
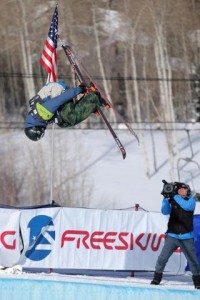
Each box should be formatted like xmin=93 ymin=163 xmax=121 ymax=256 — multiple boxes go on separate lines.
xmin=40 ymin=5 xmax=58 ymax=82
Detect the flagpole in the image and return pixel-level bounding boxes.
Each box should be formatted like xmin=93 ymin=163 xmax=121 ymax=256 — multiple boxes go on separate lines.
xmin=50 ymin=124 xmax=55 ymax=203
xmin=39 ymin=4 xmax=58 ymax=204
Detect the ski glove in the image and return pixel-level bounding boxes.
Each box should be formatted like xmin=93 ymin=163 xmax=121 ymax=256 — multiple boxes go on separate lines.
xmin=78 ymin=83 xmax=87 ymax=94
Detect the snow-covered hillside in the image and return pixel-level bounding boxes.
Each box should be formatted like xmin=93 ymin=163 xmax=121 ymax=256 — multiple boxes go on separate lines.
xmin=2 ymin=122 xmax=200 ymax=213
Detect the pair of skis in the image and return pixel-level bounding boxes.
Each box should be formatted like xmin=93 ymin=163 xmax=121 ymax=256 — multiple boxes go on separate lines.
xmin=62 ymin=45 xmax=139 ymax=159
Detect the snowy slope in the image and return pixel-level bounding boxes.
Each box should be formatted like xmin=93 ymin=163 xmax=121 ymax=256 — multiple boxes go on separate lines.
xmin=42 ymin=122 xmax=200 ymax=213
xmin=1 ymin=122 xmax=200 ymax=213
xmin=0 ymin=268 xmax=199 ymax=300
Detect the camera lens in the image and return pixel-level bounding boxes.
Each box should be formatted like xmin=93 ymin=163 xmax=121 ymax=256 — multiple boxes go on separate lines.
xmin=163 ymin=183 xmax=174 ymax=193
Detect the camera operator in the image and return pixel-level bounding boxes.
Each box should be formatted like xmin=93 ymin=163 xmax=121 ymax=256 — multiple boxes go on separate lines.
xmin=151 ymin=181 xmax=200 ymax=289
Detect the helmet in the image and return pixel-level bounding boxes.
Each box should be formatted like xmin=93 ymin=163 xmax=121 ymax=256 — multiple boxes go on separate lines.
xmin=24 ymin=126 xmax=46 ymax=141
xmin=174 ymin=182 xmax=191 ymax=196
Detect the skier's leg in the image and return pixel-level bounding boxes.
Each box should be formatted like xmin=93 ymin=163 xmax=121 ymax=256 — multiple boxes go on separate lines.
xmin=59 ymin=91 xmax=102 ymax=126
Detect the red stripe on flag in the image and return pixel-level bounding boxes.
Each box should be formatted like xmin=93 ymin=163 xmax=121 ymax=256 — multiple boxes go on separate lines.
xmin=40 ymin=5 xmax=58 ymax=83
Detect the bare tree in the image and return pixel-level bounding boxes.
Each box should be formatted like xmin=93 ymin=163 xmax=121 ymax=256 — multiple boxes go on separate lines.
xmin=18 ymin=0 xmax=37 ymax=100
xmin=90 ymin=0 xmax=116 ymax=123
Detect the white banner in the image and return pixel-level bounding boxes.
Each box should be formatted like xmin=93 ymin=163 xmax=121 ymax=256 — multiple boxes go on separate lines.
xmin=0 ymin=209 xmax=21 ymax=267
xmin=19 ymin=207 xmax=186 ymax=272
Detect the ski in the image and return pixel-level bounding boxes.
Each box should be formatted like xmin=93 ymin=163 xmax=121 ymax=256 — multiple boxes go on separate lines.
xmin=62 ymin=44 xmax=127 ymax=159
xmin=96 ymin=106 xmax=126 ymax=159
xmin=62 ymin=45 xmax=139 ymax=144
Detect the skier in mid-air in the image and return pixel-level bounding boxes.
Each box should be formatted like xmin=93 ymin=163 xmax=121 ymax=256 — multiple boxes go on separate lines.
xmin=24 ymin=81 xmax=106 ymax=141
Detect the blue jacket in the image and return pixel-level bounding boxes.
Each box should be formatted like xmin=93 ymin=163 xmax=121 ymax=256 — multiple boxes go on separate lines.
xmin=24 ymin=86 xmax=83 ymax=128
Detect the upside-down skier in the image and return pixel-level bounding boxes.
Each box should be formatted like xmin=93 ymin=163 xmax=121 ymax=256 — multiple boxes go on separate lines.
xmin=24 ymin=81 xmax=106 ymax=141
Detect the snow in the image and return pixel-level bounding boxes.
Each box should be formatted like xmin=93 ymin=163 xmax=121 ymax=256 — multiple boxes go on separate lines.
xmin=41 ymin=122 xmax=200 ymax=213
xmin=2 ymin=122 xmax=200 ymax=212
xmin=97 ymin=8 xmax=132 ymax=42
xmin=0 ymin=268 xmax=199 ymax=299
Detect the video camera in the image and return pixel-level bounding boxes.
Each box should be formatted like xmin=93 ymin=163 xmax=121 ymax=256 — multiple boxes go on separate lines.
xmin=161 ymin=180 xmax=176 ymax=198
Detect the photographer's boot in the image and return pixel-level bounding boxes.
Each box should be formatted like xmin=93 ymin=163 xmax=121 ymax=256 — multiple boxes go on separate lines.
xmin=192 ymin=275 xmax=200 ymax=289
xmin=151 ymin=272 xmax=162 ymax=285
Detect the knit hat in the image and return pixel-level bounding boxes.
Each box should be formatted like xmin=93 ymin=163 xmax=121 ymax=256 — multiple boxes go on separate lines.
xmin=174 ymin=182 xmax=191 ymax=195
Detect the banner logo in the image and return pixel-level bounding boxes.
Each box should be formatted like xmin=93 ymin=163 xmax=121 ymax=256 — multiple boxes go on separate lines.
xmin=61 ymin=230 xmax=166 ymax=251
xmin=25 ymin=215 xmax=55 ymax=261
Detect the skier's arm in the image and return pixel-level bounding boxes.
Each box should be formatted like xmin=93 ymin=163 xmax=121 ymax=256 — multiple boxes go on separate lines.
xmin=42 ymin=87 xmax=83 ymax=113
xmin=173 ymin=195 xmax=196 ymax=211
xmin=161 ymin=198 xmax=171 ymax=215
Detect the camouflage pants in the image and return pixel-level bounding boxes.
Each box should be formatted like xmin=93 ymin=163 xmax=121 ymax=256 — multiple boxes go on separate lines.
xmin=58 ymin=91 xmax=102 ymax=128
